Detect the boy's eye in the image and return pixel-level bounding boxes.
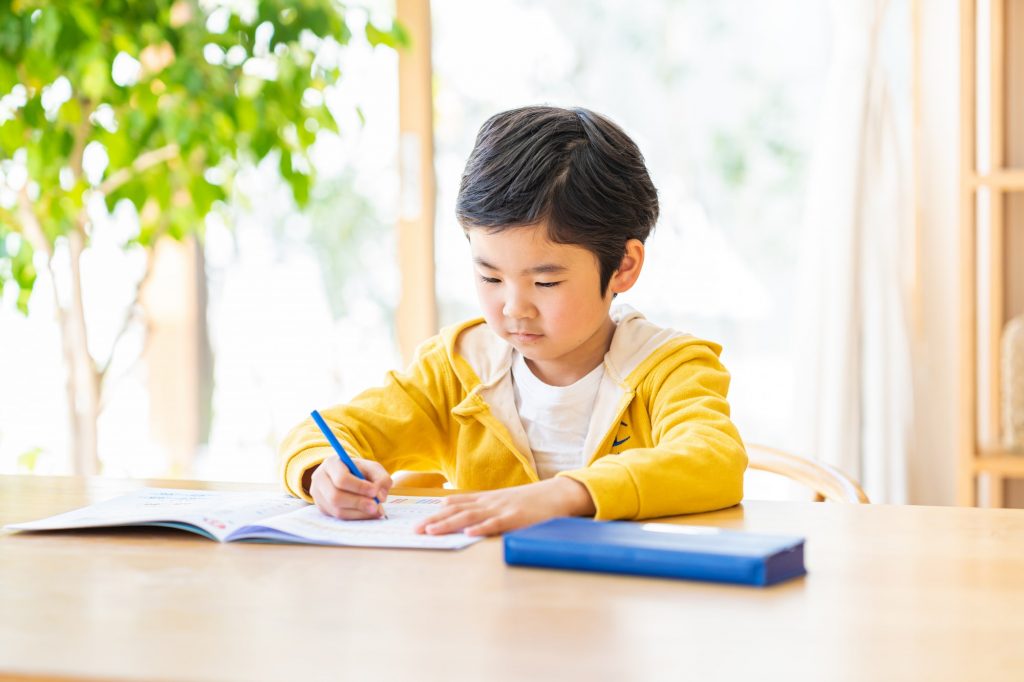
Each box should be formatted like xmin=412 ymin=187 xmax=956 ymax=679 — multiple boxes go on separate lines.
xmin=536 ymin=281 xmax=562 ymax=288
xmin=479 ymin=276 xmax=501 ymax=284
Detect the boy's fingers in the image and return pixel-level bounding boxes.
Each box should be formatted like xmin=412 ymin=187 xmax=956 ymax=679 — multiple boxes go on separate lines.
xmin=320 ymin=459 xmax=348 ymax=488
xmin=322 ymin=459 xmax=378 ymax=497
xmin=423 ymin=508 xmax=490 ymax=535
xmin=319 ymin=504 xmax=380 ymax=521
xmin=314 ymin=479 xmax=384 ymax=518
xmin=313 ymin=491 xmax=380 ymax=520
xmin=464 ymin=515 xmax=507 ymax=537
xmin=360 ymin=461 xmax=393 ymax=500
xmin=413 ymin=504 xmax=462 ymax=533
xmin=315 ymin=498 xmax=375 ymax=520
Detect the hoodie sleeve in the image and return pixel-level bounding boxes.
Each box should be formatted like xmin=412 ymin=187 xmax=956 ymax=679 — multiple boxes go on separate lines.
xmin=278 ymin=336 xmax=457 ymax=502
xmin=558 ymin=343 xmax=747 ymax=520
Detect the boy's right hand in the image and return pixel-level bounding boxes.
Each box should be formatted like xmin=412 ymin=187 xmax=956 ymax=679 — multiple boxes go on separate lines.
xmin=309 ymin=457 xmax=392 ymax=520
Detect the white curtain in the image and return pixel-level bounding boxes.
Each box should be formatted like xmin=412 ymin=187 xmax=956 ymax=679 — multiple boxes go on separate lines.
xmin=795 ymin=0 xmax=913 ymax=504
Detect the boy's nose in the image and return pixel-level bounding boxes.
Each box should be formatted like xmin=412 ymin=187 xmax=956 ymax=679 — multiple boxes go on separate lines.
xmin=502 ymin=291 xmax=535 ymax=319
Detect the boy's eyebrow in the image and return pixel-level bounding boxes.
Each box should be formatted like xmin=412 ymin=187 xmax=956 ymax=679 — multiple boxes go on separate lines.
xmin=473 ymin=257 xmax=568 ymax=275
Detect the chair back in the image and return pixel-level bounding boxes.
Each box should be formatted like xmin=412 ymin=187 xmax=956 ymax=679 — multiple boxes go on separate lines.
xmin=746 ymin=443 xmax=870 ymax=503
xmin=392 ymin=445 xmax=871 ymax=504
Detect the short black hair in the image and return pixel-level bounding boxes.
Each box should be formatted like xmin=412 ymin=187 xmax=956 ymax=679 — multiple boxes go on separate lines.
xmin=456 ymin=105 xmax=659 ymax=294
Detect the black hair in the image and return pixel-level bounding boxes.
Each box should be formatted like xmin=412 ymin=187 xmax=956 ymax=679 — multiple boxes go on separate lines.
xmin=456 ymin=105 xmax=659 ymax=294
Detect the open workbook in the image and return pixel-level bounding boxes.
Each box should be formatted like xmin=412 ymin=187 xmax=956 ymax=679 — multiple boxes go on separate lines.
xmin=4 ymin=488 xmax=481 ymax=550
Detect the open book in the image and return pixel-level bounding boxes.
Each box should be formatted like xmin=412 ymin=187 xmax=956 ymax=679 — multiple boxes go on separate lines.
xmin=4 ymin=488 xmax=481 ymax=550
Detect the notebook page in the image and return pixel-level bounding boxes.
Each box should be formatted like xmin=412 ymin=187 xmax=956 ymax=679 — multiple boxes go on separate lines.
xmin=230 ymin=496 xmax=483 ymax=549
xmin=5 ymin=488 xmax=306 ymax=542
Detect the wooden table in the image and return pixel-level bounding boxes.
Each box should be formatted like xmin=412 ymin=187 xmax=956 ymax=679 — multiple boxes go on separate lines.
xmin=1 ymin=476 xmax=1023 ymax=682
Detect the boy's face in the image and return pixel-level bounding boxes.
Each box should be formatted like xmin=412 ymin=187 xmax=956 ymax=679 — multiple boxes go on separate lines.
xmin=467 ymin=223 xmax=617 ymax=386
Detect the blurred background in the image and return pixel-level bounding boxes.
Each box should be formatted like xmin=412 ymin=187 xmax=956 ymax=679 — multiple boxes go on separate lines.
xmin=0 ymin=0 xmax=1018 ymax=508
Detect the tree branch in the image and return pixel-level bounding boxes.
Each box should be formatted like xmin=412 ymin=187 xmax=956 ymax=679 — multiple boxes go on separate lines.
xmin=69 ymin=98 xmax=96 ymax=179
xmin=15 ymin=186 xmax=53 ymax=260
xmin=98 ymin=313 xmax=155 ymax=413
xmin=97 ymin=229 xmax=163 ymax=382
xmin=97 ymin=143 xmax=181 ymax=197
xmin=96 ymin=213 xmax=171 ymax=410
xmin=67 ymin=99 xmax=97 ymax=239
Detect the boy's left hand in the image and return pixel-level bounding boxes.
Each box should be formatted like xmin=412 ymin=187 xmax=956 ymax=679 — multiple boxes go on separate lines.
xmin=413 ymin=477 xmax=596 ymax=537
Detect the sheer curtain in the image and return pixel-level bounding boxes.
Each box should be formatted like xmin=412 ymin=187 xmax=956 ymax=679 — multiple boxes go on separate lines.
xmin=795 ymin=0 xmax=913 ymax=503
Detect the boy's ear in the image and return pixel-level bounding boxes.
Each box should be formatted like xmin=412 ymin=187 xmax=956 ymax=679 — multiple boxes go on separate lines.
xmin=609 ymin=239 xmax=645 ymax=295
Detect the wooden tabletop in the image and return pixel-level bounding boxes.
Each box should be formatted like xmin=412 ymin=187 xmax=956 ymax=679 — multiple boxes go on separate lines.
xmin=1 ymin=475 xmax=1023 ymax=682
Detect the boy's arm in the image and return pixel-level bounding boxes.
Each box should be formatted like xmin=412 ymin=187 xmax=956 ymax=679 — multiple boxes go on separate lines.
xmin=557 ymin=344 xmax=747 ymax=520
xmin=279 ymin=338 xmax=457 ymax=502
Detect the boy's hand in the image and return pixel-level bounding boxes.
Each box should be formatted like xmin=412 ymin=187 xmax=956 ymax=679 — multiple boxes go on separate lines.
xmin=309 ymin=457 xmax=392 ymax=520
xmin=413 ymin=477 xmax=596 ymax=537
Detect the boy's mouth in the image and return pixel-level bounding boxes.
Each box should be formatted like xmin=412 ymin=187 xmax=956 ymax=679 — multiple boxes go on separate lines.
xmin=508 ymin=331 xmax=543 ymax=342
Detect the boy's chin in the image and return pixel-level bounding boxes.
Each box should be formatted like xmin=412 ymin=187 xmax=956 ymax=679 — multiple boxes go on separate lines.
xmin=512 ymin=345 xmax=561 ymax=364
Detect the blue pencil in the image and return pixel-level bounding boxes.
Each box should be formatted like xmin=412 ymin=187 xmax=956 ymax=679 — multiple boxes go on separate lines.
xmin=310 ymin=409 xmax=387 ymax=519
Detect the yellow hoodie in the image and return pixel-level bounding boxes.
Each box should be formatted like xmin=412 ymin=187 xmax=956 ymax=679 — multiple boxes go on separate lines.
xmin=279 ymin=306 xmax=747 ymax=520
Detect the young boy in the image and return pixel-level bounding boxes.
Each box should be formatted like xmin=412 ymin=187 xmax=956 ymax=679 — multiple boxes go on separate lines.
xmin=279 ymin=105 xmax=747 ymax=536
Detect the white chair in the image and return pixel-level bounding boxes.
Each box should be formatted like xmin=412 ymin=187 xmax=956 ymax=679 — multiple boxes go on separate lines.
xmin=746 ymin=443 xmax=870 ymax=503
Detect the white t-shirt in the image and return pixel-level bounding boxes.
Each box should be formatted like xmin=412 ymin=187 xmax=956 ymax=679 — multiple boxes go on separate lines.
xmin=511 ymin=351 xmax=605 ymax=480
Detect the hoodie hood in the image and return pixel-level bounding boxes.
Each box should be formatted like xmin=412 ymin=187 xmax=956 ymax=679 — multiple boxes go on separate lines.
xmin=438 ymin=305 xmax=715 ymax=467
xmin=442 ymin=305 xmax=705 ymax=389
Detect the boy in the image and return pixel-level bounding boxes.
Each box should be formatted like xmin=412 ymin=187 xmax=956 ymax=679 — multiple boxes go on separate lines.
xmin=279 ymin=105 xmax=747 ymax=536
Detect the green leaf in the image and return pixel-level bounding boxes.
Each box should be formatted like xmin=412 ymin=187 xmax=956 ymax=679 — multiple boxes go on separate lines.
xmin=111 ymin=32 xmax=137 ymax=55
xmin=68 ymin=5 xmax=101 ymax=39
xmin=102 ymin=130 xmax=131 ymax=170
xmin=0 ymin=118 xmax=26 ymax=153
xmin=0 ymin=59 xmax=17 ymax=94
xmin=0 ymin=13 xmax=26 ymax=61
xmin=148 ymin=171 xmax=172 ymax=209
xmin=252 ymin=129 xmax=276 ymax=161
xmin=4 ymin=231 xmax=37 ymax=314
xmin=211 ymin=110 xmax=235 ymax=145
xmin=367 ymin=20 xmax=410 ymax=50
xmin=364 ymin=23 xmax=394 ymax=48
xmin=56 ymin=95 xmax=82 ymax=126
xmin=392 ymin=20 xmax=412 ymax=49
xmin=29 ymin=8 xmax=61 ymax=56
xmin=189 ymin=176 xmax=222 ymax=217
xmin=116 ymin=180 xmax=148 ymax=215
xmin=302 ymin=7 xmax=330 ymax=37
xmin=80 ymin=55 xmax=110 ymax=100
xmin=288 ymin=169 xmax=310 ymax=207
xmin=337 ymin=20 xmax=352 ymax=45
xmin=17 ymin=446 xmax=43 ymax=473
xmin=21 ymin=95 xmax=43 ymax=127
xmin=235 ymin=96 xmax=258 ymax=134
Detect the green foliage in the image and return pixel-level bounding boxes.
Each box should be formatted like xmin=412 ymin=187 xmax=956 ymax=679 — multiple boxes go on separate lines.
xmin=0 ymin=0 xmax=407 ymax=310
xmin=711 ymin=132 xmax=747 ymax=188
xmin=16 ymin=445 xmax=42 ymax=472
xmin=0 ymin=226 xmax=35 ymax=313
xmin=304 ymin=170 xmax=387 ymax=320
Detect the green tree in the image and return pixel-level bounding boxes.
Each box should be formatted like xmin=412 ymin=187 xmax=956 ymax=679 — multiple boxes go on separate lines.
xmin=0 ymin=0 xmax=406 ymax=474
